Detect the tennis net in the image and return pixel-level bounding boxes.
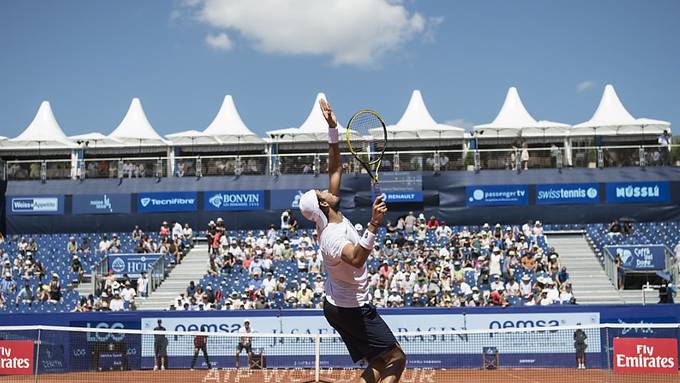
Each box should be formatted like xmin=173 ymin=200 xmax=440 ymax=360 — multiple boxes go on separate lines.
xmin=0 ymin=323 xmax=678 ymax=382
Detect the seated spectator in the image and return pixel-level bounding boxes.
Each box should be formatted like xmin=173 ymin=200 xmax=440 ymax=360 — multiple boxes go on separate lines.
xmin=109 ymin=234 xmax=121 ymax=252
xmin=608 ymin=219 xmax=622 ymax=236
xmin=183 ymin=223 xmax=194 ymax=244
xmin=15 ymin=283 xmax=34 ymax=305
xmin=110 ymin=292 xmax=125 ymax=311
xmin=532 ymin=221 xmax=544 ymax=237
xmin=2 ymin=272 xmax=17 ymax=295
xmin=121 ymin=281 xmax=137 ymax=307
xmin=426 ymin=216 xmax=439 ymax=229
xmin=48 ymin=273 xmax=61 ymax=302
xmin=67 ymin=237 xmax=78 ymax=255
xmin=36 ymin=284 xmax=49 ymax=302
xmin=296 ymin=283 xmax=313 ymax=308
xmin=98 ymin=235 xmax=111 ymax=253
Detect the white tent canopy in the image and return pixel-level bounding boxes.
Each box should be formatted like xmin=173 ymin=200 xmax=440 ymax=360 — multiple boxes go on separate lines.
xmin=571 ymin=84 xmax=637 ymax=136
xmin=166 ymin=130 xmax=220 ymax=146
xmin=68 ymin=132 xmax=122 ymax=146
xmin=5 ymin=101 xmax=76 ymax=149
xmin=267 ymin=93 xmax=359 ymax=142
xmin=202 ymin=95 xmax=264 ymax=144
xmin=370 ymin=90 xmax=464 ymax=140
xmin=521 ymin=120 xmax=571 ymax=137
xmin=474 ymin=87 xmax=538 ymax=138
xmin=107 ymin=98 xmax=169 ymax=146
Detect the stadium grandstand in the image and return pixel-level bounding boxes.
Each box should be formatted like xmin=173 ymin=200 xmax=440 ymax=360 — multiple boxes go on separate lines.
xmin=0 ymin=86 xmax=679 ymax=382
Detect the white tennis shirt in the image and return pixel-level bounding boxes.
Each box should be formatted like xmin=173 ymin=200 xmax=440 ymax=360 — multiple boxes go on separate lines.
xmin=318 ymin=216 xmax=369 ymax=308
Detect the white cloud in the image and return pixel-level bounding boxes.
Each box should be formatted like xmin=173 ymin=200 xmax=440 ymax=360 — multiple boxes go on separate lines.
xmin=577 ymin=80 xmax=595 ymax=92
xmin=444 ymin=118 xmax=475 ymax=131
xmin=182 ymin=0 xmax=433 ymax=66
xmin=205 ymin=32 xmax=233 ymax=51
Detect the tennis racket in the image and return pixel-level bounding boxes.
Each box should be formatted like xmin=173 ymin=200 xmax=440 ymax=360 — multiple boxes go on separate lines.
xmin=346 ymin=109 xmax=388 ymax=196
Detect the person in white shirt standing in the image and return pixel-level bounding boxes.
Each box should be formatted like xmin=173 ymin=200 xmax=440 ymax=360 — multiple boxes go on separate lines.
xmin=299 ymin=99 xmax=405 ymax=383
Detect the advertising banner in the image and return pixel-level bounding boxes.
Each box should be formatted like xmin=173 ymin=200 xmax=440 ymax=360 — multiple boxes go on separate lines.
xmin=72 ymin=194 xmax=131 ymax=215
xmin=107 ymin=254 xmax=162 ymax=278
xmin=204 ymin=190 xmax=265 ymax=211
xmin=613 ymin=338 xmax=677 ymax=374
xmin=0 ymin=340 xmax=34 ymax=375
xmin=605 ymin=181 xmax=670 ymax=204
xmin=466 ymin=185 xmax=529 ymax=206
xmin=372 ymin=191 xmax=424 ymax=203
xmin=605 ymin=245 xmax=667 ymax=271
xmin=8 ymin=196 xmax=64 ymax=215
xmin=140 ymin=311 xmax=600 ymax=369
xmin=136 ymin=192 xmax=197 ymax=213
xmin=535 ymin=183 xmax=600 ymax=205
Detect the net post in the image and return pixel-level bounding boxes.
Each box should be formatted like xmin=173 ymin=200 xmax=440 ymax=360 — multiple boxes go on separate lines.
xmin=605 ymin=326 xmax=612 ymax=383
xmin=314 ymin=334 xmax=320 ymax=383
xmin=34 ymin=328 xmax=41 ymax=383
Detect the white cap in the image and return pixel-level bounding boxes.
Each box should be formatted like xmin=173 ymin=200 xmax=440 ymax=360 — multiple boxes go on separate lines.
xmin=299 ymin=190 xmax=328 ymax=232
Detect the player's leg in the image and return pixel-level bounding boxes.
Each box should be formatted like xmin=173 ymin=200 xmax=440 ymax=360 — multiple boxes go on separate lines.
xmin=235 ymin=344 xmax=242 ymax=368
xmin=358 ymin=357 xmax=385 ymax=383
xmin=202 ymin=345 xmax=211 ymax=368
xmin=246 ymin=344 xmax=252 ymax=367
xmin=190 ymin=347 xmax=199 ymax=369
xmin=375 ymin=346 xmax=406 ymax=383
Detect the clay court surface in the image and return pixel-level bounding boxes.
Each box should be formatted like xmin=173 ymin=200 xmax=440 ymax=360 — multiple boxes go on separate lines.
xmin=4 ymin=368 xmax=679 ymax=383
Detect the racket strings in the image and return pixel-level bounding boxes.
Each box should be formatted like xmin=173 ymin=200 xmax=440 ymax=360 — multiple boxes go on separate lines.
xmin=348 ymin=111 xmax=385 ymax=157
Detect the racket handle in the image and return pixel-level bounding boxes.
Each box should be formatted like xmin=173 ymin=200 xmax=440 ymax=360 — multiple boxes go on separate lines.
xmin=373 ymin=183 xmax=381 ymax=198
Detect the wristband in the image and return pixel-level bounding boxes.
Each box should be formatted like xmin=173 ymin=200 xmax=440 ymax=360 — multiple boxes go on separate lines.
xmin=328 ymin=128 xmax=339 ymax=144
xmin=358 ymin=229 xmax=376 ymax=250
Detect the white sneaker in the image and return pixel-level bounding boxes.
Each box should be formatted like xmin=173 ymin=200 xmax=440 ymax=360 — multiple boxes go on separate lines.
xmin=190 ymin=368 xmax=194 ymax=371
xmin=153 ymin=366 xmax=158 ymax=371
xmin=161 ymin=365 xmax=165 ymax=371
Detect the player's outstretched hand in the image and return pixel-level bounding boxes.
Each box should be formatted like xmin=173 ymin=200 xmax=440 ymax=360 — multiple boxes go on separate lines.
xmin=370 ymin=195 xmax=387 ymax=226
xmin=319 ymin=99 xmax=338 ymax=129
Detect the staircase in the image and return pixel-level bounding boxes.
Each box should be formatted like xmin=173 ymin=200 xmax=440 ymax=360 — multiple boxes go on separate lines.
xmin=549 ymin=234 xmax=625 ymax=304
xmin=136 ymin=243 xmax=210 ymax=310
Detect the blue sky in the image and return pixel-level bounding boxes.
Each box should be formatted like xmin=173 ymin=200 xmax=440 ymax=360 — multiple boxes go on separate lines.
xmin=0 ymin=0 xmax=678 ymax=138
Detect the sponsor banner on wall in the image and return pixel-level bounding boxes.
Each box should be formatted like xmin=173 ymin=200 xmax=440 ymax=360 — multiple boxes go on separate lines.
xmin=613 ymin=338 xmax=677 ymax=374
xmin=466 ymin=185 xmax=529 ymax=206
xmin=136 ymin=192 xmax=197 ymax=213
xmin=72 ymin=194 xmax=131 ymax=215
xmin=204 ymin=190 xmax=265 ymax=211
xmin=0 ymin=340 xmax=34 ymax=375
xmin=605 ymin=181 xmax=670 ymax=204
xmin=270 ymin=190 xmax=305 ymax=210
xmin=140 ymin=311 xmax=600 ymax=365
xmin=605 ymin=245 xmax=667 ymax=271
xmin=535 ymin=183 xmax=600 ymax=205
xmin=108 ymin=254 xmax=162 ymax=278
xmin=378 ymin=191 xmax=424 ymax=203
xmin=8 ymin=196 xmax=64 ymax=215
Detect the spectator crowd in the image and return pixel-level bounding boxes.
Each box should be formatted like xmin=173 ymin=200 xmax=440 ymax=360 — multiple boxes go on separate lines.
xmin=172 ymin=211 xmax=575 ymax=311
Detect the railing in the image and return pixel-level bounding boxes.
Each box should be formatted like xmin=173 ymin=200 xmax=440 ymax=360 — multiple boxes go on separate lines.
xmin=3 ymin=144 xmax=678 ymax=180
xmin=147 ymin=254 xmax=169 ymax=294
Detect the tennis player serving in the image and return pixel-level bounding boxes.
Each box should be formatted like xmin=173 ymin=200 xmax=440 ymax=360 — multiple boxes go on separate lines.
xmin=299 ymin=99 xmax=406 ymax=383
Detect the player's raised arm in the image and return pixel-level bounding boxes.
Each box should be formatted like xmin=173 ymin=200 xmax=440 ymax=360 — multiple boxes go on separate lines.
xmin=340 ymin=195 xmax=387 ymax=268
xmin=320 ymin=99 xmax=341 ymax=197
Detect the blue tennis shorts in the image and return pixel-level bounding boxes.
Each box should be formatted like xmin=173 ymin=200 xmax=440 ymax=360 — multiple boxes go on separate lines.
xmin=323 ymin=298 xmax=398 ymax=363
